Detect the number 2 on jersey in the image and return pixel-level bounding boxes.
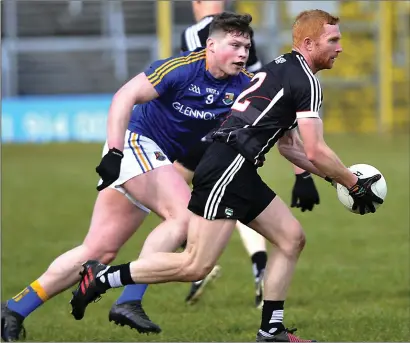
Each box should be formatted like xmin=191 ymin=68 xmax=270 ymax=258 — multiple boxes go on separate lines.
xmin=231 ymin=72 xmax=267 ymax=112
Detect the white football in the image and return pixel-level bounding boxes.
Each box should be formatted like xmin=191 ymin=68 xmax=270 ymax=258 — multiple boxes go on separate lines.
xmin=337 ymin=164 xmax=387 ymax=214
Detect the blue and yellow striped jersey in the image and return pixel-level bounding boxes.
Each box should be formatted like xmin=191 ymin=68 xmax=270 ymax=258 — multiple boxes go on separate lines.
xmin=128 ymin=48 xmax=253 ymax=162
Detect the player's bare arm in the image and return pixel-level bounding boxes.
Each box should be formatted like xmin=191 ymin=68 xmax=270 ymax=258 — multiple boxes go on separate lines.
xmin=297 ymin=116 xmax=357 ymax=188
xmin=277 ymin=128 xmax=326 ymax=178
xmin=107 ymin=73 xmax=159 ymax=150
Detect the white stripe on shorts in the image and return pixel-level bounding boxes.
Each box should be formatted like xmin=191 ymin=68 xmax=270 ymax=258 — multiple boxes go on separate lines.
xmin=203 ymin=154 xmax=245 ymax=220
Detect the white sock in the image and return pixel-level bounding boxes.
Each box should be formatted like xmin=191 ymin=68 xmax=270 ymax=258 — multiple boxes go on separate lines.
xmin=96 ymin=266 xmax=124 ymax=288
xmin=269 ymin=309 xmax=284 ymax=334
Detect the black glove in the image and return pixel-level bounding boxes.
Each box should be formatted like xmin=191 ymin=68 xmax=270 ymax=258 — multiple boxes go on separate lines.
xmin=348 ymin=174 xmax=384 ymax=215
xmin=325 ymin=176 xmax=337 ymax=188
xmin=96 ymin=148 xmax=124 ymax=191
xmin=291 ymin=171 xmax=320 ymax=212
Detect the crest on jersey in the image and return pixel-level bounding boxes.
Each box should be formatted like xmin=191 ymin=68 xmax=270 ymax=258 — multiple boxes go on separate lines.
xmin=154 ymin=151 xmax=166 ymax=161
xmin=223 ymin=92 xmax=235 ymax=105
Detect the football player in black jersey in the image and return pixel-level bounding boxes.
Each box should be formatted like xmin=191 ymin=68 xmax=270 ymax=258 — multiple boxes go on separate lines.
xmin=177 ymin=0 xmax=322 ymax=310
xmin=69 ymin=9 xmax=383 ymax=342
xmin=182 ymin=1 xmax=262 ymax=72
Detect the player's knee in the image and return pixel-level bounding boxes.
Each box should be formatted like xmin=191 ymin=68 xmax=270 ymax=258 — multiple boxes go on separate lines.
xmin=162 ymin=209 xmax=191 ymax=240
xmin=158 ymin=188 xmax=191 ymax=220
xmin=174 ymin=213 xmax=191 ymax=237
xmin=184 ymin=264 xmax=212 ymax=281
xmin=179 ymin=253 xmax=213 ymax=281
xmin=279 ymin=220 xmax=306 ymax=256
xmin=82 ymin=244 xmax=119 ymax=264
xmin=163 ymin=206 xmax=191 ymax=222
xmin=98 ymin=251 xmax=118 ymax=264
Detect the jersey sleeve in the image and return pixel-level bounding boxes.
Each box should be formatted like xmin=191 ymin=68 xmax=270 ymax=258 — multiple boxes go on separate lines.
xmin=290 ymin=68 xmax=323 ymax=119
xmin=181 ymin=24 xmax=209 ymax=51
xmin=246 ymin=33 xmax=263 ymax=73
xmin=180 ymin=30 xmax=189 ymax=52
xmin=144 ymin=55 xmax=186 ymax=95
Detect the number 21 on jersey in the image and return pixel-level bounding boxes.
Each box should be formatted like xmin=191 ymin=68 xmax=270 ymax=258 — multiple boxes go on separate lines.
xmin=231 ymin=72 xmax=267 ymax=112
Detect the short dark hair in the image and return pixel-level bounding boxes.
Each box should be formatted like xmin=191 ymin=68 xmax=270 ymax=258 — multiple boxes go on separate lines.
xmin=209 ymin=11 xmax=253 ymax=37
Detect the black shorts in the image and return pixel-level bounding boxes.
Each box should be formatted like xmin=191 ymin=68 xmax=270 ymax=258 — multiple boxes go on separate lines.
xmin=188 ymin=142 xmax=276 ymax=225
xmin=176 ymin=140 xmax=211 ymax=172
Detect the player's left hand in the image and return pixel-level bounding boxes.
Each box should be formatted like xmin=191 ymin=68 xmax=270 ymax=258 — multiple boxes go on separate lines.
xmin=291 ymin=171 xmax=320 ymax=212
xmin=96 ymin=148 xmax=124 ymax=191
xmin=348 ymin=174 xmax=384 ymax=215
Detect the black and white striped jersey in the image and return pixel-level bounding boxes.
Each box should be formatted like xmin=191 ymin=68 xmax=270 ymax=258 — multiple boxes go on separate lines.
xmin=213 ymin=50 xmax=323 ymax=167
xmin=180 ymin=15 xmax=262 ymax=73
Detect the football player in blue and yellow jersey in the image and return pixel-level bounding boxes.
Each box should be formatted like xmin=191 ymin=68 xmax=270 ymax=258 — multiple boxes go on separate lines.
xmin=128 ymin=47 xmax=252 ymax=163
xmin=1 ymin=12 xmax=254 ymax=341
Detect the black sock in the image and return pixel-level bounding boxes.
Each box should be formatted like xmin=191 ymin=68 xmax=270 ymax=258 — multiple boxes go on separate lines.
xmin=260 ymin=300 xmax=285 ymax=335
xmin=251 ymin=251 xmax=267 ymax=280
xmin=96 ymin=263 xmax=134 ymax=289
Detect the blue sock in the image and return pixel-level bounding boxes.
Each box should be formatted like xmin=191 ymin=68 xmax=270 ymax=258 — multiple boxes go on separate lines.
xmin=116 ymin=284 xmax=148 ymax=305
xmin=7 ymin=281 xmax=48 ymax=318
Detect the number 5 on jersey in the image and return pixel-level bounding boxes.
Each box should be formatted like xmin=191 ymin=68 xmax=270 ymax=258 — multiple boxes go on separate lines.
xmin=231 ymin=72 xmax=267 ymax=112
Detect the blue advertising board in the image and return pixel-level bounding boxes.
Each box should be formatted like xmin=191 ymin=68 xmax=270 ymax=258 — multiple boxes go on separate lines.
xmin=2 ymin=95 xmax=113 ymax=143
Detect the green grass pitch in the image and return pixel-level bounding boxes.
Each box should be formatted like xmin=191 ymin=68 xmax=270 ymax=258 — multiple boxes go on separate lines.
xmin=2 ymin=133 xmax=409 ymax=341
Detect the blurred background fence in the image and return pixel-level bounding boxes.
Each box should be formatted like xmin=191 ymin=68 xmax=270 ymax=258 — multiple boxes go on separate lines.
xmin=2 ymin=0 xmax=409 ymax=143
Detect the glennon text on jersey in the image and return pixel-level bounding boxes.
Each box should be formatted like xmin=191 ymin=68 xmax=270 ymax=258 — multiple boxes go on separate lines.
xmin=172 ymin=102 xmax=217 ymax=120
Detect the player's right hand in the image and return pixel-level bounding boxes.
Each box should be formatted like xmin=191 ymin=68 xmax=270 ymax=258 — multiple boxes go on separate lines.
xmin=95 ymin=148 xmax=124 ymax=191
xmin=348 ymin=174 xmax=384 ymax=215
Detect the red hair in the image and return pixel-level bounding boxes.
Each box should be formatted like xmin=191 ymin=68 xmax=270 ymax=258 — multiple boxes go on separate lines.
xmin=292 ymin=9 xmax=340 ymax=47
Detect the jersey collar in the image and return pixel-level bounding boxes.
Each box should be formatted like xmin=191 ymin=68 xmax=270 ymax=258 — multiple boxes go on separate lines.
xmin=198 ymin=14 xmax=215 ymax=22
xmin=205 ymin=68 xmax=231 ymax=84
xmin=291 ymin=49 xmax=305 ymax=60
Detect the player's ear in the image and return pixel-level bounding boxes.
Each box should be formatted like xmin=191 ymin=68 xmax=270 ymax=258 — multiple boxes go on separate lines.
xmin=207 ymin=37 xmax=216 ymax=53
xmin=303 ymin=37 xmax=314 ymax=51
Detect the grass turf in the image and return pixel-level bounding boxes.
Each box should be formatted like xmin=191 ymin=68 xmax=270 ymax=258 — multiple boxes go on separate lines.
xmin=1 ymin=133 xmax=409 ymax=341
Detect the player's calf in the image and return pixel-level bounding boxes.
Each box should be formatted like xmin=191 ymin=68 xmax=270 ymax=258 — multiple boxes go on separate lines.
xmin=278 ymin=225 xmax=306 ymax=259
